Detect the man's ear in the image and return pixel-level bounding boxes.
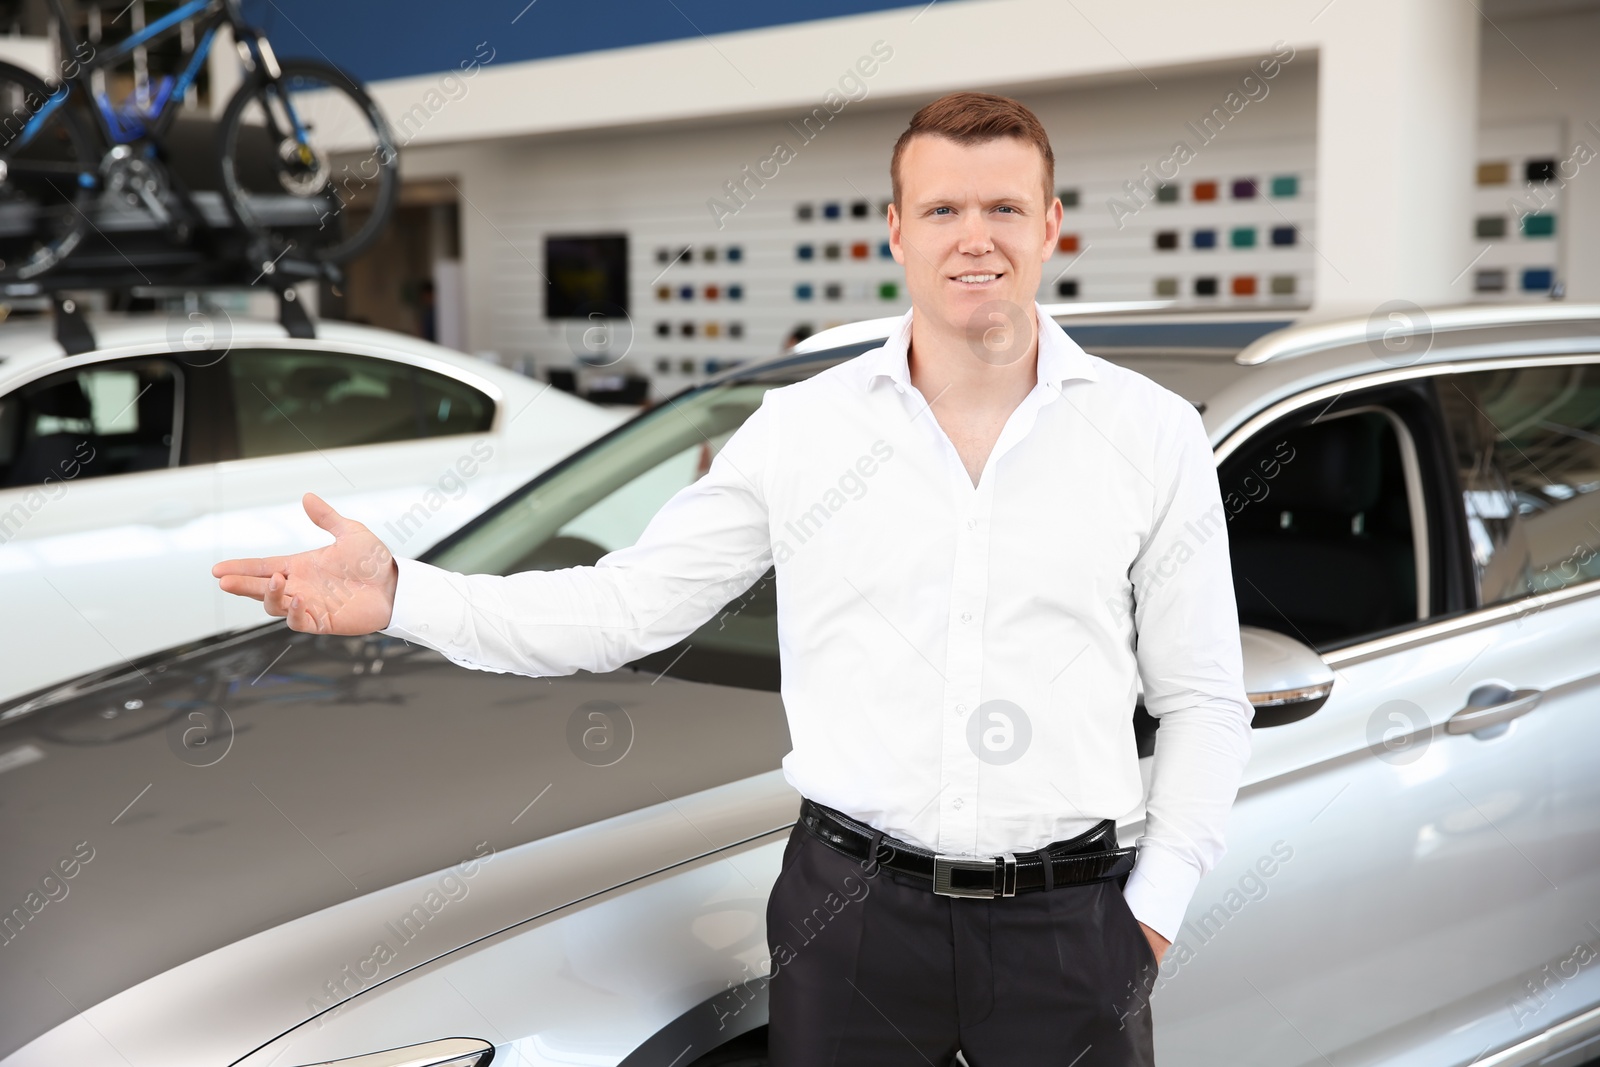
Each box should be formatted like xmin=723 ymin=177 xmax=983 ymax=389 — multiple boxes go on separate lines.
xmin=1042 ymin=195 xmax=1063 ymax=262
xmin=886 ymin=201 xmax=906 ymax=265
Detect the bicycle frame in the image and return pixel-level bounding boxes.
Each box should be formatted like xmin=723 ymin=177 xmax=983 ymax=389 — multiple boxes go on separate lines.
xmin=23 ymin=0 xmax=282 ymax=151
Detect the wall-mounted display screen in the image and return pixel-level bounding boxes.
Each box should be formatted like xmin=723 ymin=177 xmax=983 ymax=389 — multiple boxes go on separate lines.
xmin=545 ymin=234 xmax=629 ymax=318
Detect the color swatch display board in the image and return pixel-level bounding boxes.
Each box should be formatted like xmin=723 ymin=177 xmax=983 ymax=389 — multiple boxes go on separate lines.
xmin=1472 ymin=122 xmax=1566 ymax=301
xmin=637 ymin=134 xmax=1318 ymax=393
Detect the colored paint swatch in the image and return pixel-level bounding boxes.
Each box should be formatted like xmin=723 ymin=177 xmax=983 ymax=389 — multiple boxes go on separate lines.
xmin=1476 ymin=162 xmax=1508 ymax=185
xmin=704 ymin=285 xmax=720 ymax=300
xmin=1522 ymin=268 xmax=1553 ymax=291
xmin=1057 ymin=279 xmax=1079 ymax=298
xmin=1156 ymin=184 xmax=1179 ymax=203
xmin=1154 ymin=277 xmax=1179 ymax=297
xmin=1271 ymin=226 xmax=1296 ymax=247
xmin=1231 ymin=179 xmax=1258 ymax=200
xmin=1230 ymin=227 xmax=1256 ymax=249
xmin=726 ymin=245 xmax=743 ymax=262
xmin=1155 ymin=231 xmax=1179 ymax=251
xmin=1193 ymin=181 xmax=1218 ymax=201
xmin=1193 ymin=229 xmax=1217 ymax=249
xmin=1231 ymin=275 xmax=1257 ymax=296
xmin=1271 ymin=175 xmax=1298 ymax=198
xmin=679 ymin=285 xmax=694 ymax=300
xmin=680 ymin=322 xmax=695 ymax=337
xmin=822 ymin=202 xmax=842 ymax=219
xmin=851 ymin=200 xmax=870 ymax=219
xmin=824 ymin=243 xmax=841 ymax=260
xmin=797 ymin=244 xmax=815 ymax=260
xmin=851 ymin=241 xmax=870 ymax=259
xmin=1059 ymin=188 xmax=1080 ymax=208
xmin=879 ymin=240 xmax=893 ymax=259
xmin=1522 ymin=213 xmax=1556 ymax=237
xmin=729 ymin=322 xmax=744 ymax=338
xmin=1058 ymin=234 xmax=1080 ymax=253
xmin=1194 ymin=276 xmax=1218 ymax=296
xmin=655 ymin=322 xmax=670 ymax=337
xmin=728 ymin=284 xmax=743 ymax=300
xmin=794 ymin=283 xmax=814 ymax=300
xmin=704 ymin=322 xmax=721 ymax=338
xmin=1526 ymin=159 xmax=1556 ymax=183
xmin=1270 ymin=275 xmax=1296 ymax=295
xmin=1475 ymin=269 xmax=1506 ymax=293
xmin=824 ymin=283 xmax=843 ymax=300
xmin=878 ymin=282 xmax=899 ymax=300
xmin=796 ymin=203 xmax=814 ymax=220
xmin=1476 ymin=216 xmax=1506 ymax=238
xmin=701 ymin=246 xmax=717 ymax=262
xmin=656 ymin=285 xmax=670 ymax=301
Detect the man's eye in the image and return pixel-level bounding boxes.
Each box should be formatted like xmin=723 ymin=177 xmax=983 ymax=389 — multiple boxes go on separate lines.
xmin=996 ymin=205 xmax=1017 ymax=213
xmin=932 ymin=206 xmax=952 ymax=215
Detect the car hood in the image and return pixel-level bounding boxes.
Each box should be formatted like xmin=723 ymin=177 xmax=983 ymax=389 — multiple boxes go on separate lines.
xmin=0 ymin=623 xmax=790 ymax=1060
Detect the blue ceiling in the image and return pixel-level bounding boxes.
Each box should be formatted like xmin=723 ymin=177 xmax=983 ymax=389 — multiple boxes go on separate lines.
xmin=244 ymin=0 xmax=936 ymax=84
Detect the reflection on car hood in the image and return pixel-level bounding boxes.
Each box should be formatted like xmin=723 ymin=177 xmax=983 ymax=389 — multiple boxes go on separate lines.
xmin=0 ymin=623 xmax=789 ymax=1059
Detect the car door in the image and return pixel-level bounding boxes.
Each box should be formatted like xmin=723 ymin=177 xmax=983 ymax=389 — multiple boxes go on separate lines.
xmin=1147 ymin=364 xmax=1599 ymax=1067
xmin=0 ymin=354 xmax=216 ymax=705
xmin=205 ymin=345 xmax=505 ymax=637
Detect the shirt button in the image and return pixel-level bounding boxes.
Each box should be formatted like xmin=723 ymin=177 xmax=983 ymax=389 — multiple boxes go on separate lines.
xmin=960 ymin=611 xmax=972 ymax=623
xmin=967 ymin=518 xmax=977 ymax=530
xmin=419 ymin=623 xmax=429 ymax=632
xmin=953 ymin=798 xmax=964 ymax=810
xmin=955 ymin=704 xmax=967 ymax=716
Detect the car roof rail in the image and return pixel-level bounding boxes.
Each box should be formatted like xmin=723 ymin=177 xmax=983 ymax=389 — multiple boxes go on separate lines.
xmin=1234 ymin=302 xmax=1600 ymax=366
xmin=790 ymin=300 xmax=1178 ymax=355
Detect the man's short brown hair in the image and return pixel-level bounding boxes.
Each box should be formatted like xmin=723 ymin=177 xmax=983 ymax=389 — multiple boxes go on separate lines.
xmin=890 ymin=91 xmax=1055 ymax=207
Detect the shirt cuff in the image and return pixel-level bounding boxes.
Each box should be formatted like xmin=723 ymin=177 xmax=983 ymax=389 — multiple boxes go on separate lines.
xmin=378 ymin=556 xmax=458 ymax=642
xmin=1120 ymin=838 xmax=1203 ymax=945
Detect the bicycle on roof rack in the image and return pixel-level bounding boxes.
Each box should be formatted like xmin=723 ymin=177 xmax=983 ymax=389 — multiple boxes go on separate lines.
xmin=0 ymin=0 xmax=399 ymax=283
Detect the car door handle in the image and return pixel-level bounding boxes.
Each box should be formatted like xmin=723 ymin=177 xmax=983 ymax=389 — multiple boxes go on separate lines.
xmin=1445 ymin=685 xmax=1542 ymax=735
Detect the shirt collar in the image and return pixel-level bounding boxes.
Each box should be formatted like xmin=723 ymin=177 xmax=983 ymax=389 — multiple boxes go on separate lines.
xmin=860 ymin=302 xmax=1100 ymax=394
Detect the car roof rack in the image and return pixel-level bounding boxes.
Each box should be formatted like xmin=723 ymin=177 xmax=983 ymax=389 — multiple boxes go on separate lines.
xmin=1 ymin=186 xmax=338 ymax=356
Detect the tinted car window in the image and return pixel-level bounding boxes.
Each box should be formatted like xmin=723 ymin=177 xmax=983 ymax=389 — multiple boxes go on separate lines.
xmin=1221 ymin=406 xmax=1423 ymax=649
xmin=227 ymin=350 xmax=493 ymax=458
xmin=429 ymin=380 xmax=781 ymax=689
xmin=1440 ymin=362 xmax=1600 ymax=604
xmin=0 ymin=358 xmax=181 ymax=489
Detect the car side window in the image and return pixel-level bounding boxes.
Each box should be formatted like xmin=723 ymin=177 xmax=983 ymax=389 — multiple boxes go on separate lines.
xmin=1438 ymin=362 xmax=1600 ymax=605
xmin=429 ymin=379 xmax=782 ymax=690
xmin=1219 ymin=404 xmax=1427 ymax=650
xmin=226 ymin=350 xmax=494 ymax=459
xmin=0 ymin=358 xmax=182 ymax=490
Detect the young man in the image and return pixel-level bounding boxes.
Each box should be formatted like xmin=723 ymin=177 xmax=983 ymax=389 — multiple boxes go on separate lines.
xmin=213 ymin=92 xmax=1253 ymax=1066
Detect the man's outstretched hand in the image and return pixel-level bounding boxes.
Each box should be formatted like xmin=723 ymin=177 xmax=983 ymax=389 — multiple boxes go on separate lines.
xmin=212 ymin=492 xmax=399 ymax=635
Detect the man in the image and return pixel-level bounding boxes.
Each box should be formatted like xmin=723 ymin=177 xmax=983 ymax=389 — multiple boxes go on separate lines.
xmin=213 ymin=92 xmax=1253 ymax=1066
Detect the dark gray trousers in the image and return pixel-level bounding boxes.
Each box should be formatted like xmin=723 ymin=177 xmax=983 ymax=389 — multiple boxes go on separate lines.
xmin=766 ymin=822 xmax=1158 ymax=1066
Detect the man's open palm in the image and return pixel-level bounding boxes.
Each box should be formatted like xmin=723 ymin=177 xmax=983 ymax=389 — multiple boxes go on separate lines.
xmin=211 ymin=493 xmax=398 ymax=635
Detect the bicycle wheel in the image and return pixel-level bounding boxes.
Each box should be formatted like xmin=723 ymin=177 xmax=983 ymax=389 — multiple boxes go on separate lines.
xmin=216 ymin=58 xmax=399 ymax=265
xmin=0 ymin=60 xmax=97 ymax=282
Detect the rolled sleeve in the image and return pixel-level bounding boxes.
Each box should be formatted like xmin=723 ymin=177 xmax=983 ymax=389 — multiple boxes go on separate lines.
xmin=1122 ymin=393 xmax=1255 ymax=944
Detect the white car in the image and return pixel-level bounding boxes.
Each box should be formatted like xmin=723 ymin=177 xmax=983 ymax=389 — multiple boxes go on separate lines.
xmin=0 ymin=309 xmax=631 ymax=706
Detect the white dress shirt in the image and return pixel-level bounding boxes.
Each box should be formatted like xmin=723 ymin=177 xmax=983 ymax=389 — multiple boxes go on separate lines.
xmin=380 ymin=304 xmax=1254 ymax=942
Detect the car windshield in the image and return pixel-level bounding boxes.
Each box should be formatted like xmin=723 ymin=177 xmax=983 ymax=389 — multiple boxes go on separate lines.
xmin=425 ymin=371 xmax=809 ymax=689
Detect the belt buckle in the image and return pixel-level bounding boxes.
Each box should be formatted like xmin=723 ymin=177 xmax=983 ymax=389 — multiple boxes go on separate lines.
xmin=932 ymin=852 xmax=1018 ymax=898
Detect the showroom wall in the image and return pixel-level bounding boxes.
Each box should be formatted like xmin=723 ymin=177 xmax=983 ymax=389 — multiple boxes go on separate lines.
xmin=290 ymin=0 xmax=1588 ymax=393
xmin=396 ymin=61 xmax=1323 ymax=393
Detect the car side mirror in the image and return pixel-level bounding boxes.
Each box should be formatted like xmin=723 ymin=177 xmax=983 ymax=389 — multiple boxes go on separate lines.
xmin=1241 ymin=625 xmax=1334 ymax=727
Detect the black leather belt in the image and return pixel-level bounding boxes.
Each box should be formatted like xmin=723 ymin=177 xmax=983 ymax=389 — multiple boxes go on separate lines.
xmin=797 ymin=797 xmax=1137 ymax=898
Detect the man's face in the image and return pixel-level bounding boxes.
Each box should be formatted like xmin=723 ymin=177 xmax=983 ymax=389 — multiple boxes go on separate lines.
xmin=888 ymin=134 xmax=1061 ymax=347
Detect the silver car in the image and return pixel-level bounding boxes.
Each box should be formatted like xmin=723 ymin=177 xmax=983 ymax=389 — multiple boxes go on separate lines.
xmin=4 ymin=302 xmax=1599 ymax=1067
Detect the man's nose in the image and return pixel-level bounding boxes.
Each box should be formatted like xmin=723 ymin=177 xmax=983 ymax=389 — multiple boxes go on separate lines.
xmin=957 ymin=212 xmax=993 ymax=255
